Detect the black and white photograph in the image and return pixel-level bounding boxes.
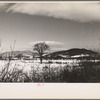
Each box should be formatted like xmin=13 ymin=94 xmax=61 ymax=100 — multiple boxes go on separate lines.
xmin=0 ymin=2 xmax=100 ymax=83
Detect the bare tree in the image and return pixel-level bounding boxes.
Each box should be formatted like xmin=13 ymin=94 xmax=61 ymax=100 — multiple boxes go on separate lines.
xmin=16 ymin=53 xmax=23 ymax=60
xmin=0 ymin=38 xmax=3 ymax=59
xmin=33 ymin=42 xmax=49 ymax=64
xmin=9 ymin=40 xmax=16 ymax=61
xmin=0 ymin=38 xmax=3 ymax=53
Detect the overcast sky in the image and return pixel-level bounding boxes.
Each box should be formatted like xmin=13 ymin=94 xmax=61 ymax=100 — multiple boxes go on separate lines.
xmin=0 ymin=2 xmax=100 ymax=52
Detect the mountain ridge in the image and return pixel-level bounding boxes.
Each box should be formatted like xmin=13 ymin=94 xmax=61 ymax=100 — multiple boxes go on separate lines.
xmin=0 ymin=48 xmax=98 ymax=59
xmin=44 ymin=48 xmax=98 ymax=59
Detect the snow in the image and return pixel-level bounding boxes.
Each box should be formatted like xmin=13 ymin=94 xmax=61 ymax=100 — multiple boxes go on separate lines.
xmin=0 ymin=59 xmax=80 ymax=72
xmin=0 ymin=59 xmax=99 ymax=73
xmin=71 ymin=54 xmax=89 ymax=58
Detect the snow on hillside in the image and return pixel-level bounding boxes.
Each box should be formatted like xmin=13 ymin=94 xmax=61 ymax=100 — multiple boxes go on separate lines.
xmin=71 ymin=54 xmax=89 ymax=58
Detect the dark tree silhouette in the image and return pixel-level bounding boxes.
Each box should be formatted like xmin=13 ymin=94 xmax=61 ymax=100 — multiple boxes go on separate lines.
xmin=33 ymin=42 xmax=49 ymax=64
xmin=16 ymin=54 xmax=23 ymax=60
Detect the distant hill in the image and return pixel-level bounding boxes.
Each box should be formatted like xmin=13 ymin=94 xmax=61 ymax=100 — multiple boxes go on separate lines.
xmin=44 ymin=48 xmax=98 ymax=59
xmin=0 ymin=48 xmax=98 ymax=60
xmin=0 ymin=50 xmax=33 ymax=57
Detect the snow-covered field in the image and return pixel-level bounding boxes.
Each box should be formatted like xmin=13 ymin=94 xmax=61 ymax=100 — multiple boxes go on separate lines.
xmin=0 ymin=59 xmax=99 ymax=73
xmin=0 ymin=59 xmax=100 ymax=82
xmin=0 ymin=59 xmax=80 ymax=72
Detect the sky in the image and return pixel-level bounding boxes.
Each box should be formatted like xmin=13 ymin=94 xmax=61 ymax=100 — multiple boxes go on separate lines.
xmin=0 ymin=2 xmax=100 ymax=52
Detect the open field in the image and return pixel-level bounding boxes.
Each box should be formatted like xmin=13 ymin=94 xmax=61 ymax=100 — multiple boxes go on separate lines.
xmin=0 ymin=59 xmax=79 ymax=73
xmin=0 ymin=59 xmax=100 ymax=82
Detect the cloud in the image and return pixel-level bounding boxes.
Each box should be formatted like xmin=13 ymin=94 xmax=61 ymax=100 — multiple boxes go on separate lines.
xmin=0 ymin=3 xmax=14 ymax=11
xmin=30 ymin=41 xmax=65 ymax=51
xmin=0 ymin=3 xmax=9 ymax=10
xmin=0 ymin=3 xmax=8 ymax=7
xmin=6 ymin=2 xmax=100 ymax=22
